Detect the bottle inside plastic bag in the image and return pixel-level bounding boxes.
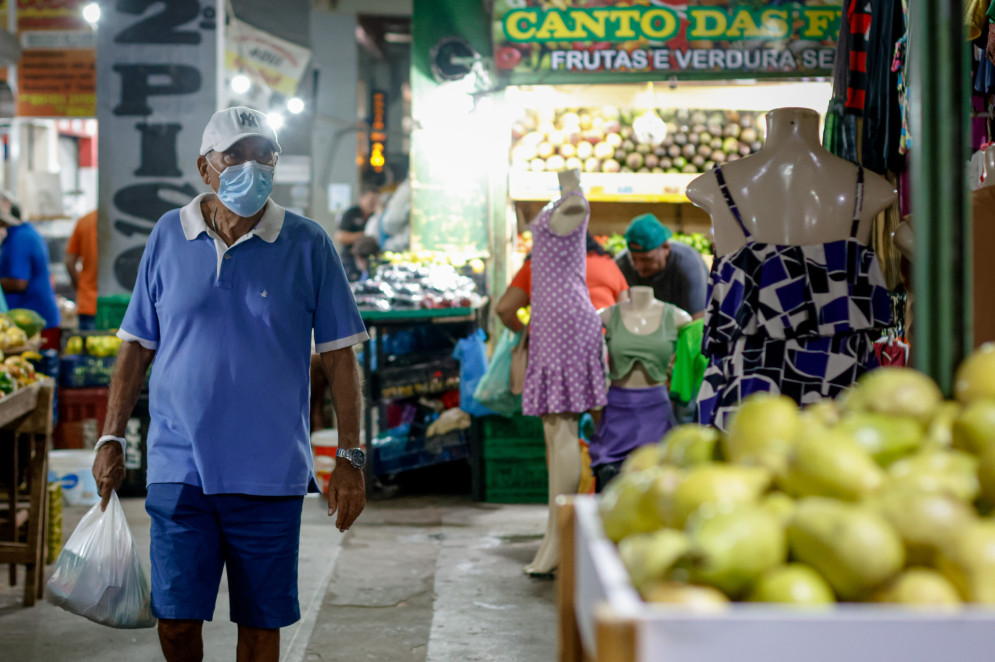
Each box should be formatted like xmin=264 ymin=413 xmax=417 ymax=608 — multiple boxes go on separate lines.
xmin=45 ymin=491 xmax=156 ymax=629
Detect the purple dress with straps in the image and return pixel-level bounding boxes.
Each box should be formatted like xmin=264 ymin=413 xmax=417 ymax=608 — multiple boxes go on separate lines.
xmin=522 ymin=192 xmax=608 ymax=417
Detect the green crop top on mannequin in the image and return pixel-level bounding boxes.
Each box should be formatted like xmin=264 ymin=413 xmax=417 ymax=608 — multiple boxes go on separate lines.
xmin=605 ymin=304 xmax=681 ymax=382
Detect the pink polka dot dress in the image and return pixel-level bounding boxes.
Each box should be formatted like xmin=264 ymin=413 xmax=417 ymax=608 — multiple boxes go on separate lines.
xmin=522 ymin=191 xmax=608 ymax=417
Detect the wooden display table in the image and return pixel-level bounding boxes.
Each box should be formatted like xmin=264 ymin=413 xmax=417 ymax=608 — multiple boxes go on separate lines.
xmin=0 ymin=380 xmax=55 ymax=607
xmin=558 ymin=495 xmax=995 ymax=662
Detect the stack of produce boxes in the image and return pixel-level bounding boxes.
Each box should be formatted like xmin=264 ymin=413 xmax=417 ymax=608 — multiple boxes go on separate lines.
xmin=54 ymin=332 xmax=122 ymax=449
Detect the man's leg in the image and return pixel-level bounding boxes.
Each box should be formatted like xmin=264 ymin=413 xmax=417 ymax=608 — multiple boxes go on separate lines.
xmin=146 ymin=484 xmax=225 ymax=661
xmin=218 ymin=493 xmax=304 ymax=658
xmin=237 ymin=626 xmax=280 ymax=662
xmin=158 ymin=619 xmax=205 ymax=662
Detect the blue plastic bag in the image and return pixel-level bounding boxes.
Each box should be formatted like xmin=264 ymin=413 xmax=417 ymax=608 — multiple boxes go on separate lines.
xmin=472 ymin=328 xmax=522 ymax=418
xmin=453 ymin=329 xmax=497 ymax=417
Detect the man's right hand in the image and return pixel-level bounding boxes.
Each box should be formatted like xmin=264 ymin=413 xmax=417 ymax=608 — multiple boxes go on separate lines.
xmin=93 ymin=442 xmax=126 ymax=511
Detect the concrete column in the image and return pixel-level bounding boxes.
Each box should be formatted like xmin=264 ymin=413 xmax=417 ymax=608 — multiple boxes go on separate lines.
xmin=309 ymin=10 xmax=359 ymax=236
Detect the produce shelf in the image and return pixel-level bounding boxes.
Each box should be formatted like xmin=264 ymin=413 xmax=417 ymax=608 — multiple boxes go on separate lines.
xmin=359 ymin=305 xmax=480 ymax=322
xmin=510 ymin=172 xmax=698 ymax=203
xmin=377 ymin=357 xmax=460 ymax=399
xmin=559 ymin=496 xmax=995 ymax=662
xmin=373 ymin=430 xmax=468 ymax=476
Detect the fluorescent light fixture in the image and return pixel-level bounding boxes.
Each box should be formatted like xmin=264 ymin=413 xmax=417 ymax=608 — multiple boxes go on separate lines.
xmin=231 ymin=74 xmax=251 ymax=94
xmin=384 ymin=33 xmax=412 ymax=43
xmin=266 ymin=113 xmax=284 ymax=130
xmin=287 ymin=97 xmax=305 ymax=114
xmin=82 ymin=2 xmax=100 ymax=24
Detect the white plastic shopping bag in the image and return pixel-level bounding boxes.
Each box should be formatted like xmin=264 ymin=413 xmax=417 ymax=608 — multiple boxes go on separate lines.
xmin=45 ymin=491 xmax=156 ymax=628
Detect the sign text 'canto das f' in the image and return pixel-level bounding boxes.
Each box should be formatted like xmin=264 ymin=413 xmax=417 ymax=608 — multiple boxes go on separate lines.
xmin=97 ymin=0 xmax=217 ymax=294
xmin=492 ymin=2 xmax=841 ymax=76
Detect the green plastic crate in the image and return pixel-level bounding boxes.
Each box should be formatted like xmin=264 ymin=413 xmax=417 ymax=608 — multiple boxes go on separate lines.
xmin=483 ymin=455 xmax=548 ymax=503
xmin=481 ymin=434 xmax=546 ymax=461
xmin=480 ymin=415 xmax=544 ymax=441
xmin=95 ymin=294 xmax=130 ymax=330
xmin=480 ymin=416 xmax=547 ymax=503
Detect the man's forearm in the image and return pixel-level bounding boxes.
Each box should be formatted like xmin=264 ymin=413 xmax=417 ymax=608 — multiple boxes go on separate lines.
xmin=102 ymin=341 xmax=155 ymax=437
xmin=65 ymin=257 xmax=80 ymax=290
xmin=320 ymin=347 xmax=363 ymax=448
xmin=0 ymin=277 xmax=26 ymax=293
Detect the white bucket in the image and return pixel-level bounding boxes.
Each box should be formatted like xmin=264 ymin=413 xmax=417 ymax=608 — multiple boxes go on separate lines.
xmin=49 ymin=450 xmax=100 ymax=506
xmin=310 ymin=429 xmax=339 ymax=494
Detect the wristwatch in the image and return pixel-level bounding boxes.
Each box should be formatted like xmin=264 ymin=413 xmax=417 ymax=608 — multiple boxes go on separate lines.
xmin=336 ymin=447 xmax=367 ymax=469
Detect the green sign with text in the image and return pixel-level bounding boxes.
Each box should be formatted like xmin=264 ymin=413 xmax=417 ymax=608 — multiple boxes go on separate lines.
xmin=492 ymin=1 xmax=841 ymax=77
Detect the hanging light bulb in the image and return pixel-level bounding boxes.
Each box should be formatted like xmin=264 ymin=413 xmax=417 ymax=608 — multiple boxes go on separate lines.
xmin=231 ymin=74 xmax=251 ymax=95
xmin=632 ymin=83 xmax=666 ymax=146
xmin=267 ymin=113 xmax=285 ymax=130
xmin=82 ymin=2 xmax=100 ymax=24
xmin=287 ymin=97 xmax=305 ymax=114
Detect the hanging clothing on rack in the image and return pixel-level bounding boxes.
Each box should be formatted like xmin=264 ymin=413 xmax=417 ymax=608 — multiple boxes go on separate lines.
xmin=861 ymin=0 xmax=905 ymax=174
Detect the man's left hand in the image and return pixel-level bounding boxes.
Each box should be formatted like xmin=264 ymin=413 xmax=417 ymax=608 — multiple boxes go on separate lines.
xmin=327 ymin=465 xmax=365 ymax=532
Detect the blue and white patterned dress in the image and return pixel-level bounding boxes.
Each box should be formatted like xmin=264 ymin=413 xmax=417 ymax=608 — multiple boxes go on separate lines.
xmin=697 ymin=166 xmax=893 ymax=430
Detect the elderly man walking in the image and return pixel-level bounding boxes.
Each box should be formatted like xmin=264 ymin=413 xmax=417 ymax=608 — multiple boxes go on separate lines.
xmin=93 ymin=106 xmax=368 ymax=662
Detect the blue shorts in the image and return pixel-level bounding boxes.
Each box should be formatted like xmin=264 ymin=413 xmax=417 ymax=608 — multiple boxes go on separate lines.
xmin=145 ymin=483 xmax=304 ymax=629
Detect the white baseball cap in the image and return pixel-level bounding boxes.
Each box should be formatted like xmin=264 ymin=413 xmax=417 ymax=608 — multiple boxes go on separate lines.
xmin=0 ymin=191 xmax=22 ymax=226
xmin=199 ymin=106 xmax=281 ymax=156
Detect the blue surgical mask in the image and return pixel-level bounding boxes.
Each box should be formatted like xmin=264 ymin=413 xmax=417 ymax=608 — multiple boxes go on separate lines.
xmin=210 ymin=160 xmax=274 ymax=218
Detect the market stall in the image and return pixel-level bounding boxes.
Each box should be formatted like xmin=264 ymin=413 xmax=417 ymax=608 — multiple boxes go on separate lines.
xmin=488 ymin=1 xmax=838 ymax=282
xmin=349 ymin=253 xmax=489 ymax=479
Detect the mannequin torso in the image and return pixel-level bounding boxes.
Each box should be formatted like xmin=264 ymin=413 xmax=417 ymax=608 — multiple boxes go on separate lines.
xmin=548 ymin=168 xmax=586 ymax=235
xmin=686 ymin=107 xmax=897 ymax=257
xmin=600 ymin=286 xmax=691 ymax=388
xmin=984 ymin=145 xmax=995 ymax=187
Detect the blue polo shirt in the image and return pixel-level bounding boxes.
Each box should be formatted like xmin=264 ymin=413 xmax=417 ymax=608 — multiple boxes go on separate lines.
xmin=118 ymin=193 xmax=368 ymax=496
xmin=0 ymin=223 xmax=60 ymax=328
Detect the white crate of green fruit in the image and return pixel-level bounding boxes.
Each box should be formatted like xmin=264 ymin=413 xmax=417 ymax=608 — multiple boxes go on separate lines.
xmin=562 ymin=346 xmax=995 ymax=662
xmin=567 ymin=496 xmax=995 ymax=662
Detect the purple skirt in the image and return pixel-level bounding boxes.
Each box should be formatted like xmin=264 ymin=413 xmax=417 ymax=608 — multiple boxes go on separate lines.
xmin=589 ymin=385 xmax=674 ymax=467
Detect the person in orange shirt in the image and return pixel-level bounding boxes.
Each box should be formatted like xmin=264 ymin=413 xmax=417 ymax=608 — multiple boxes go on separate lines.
xmin=496 ymin=232 xmax=629 ymax=332
xmin=65 ymin=210 xmax=98 ymax=330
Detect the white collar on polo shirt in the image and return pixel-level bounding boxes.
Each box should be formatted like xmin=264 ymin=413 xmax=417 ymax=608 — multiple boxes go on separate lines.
xmin=179 ymin=192 xmax=285 ymax=243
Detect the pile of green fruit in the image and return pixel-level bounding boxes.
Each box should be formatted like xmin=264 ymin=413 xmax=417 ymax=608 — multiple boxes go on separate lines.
xmin=671 ymin=232 xmax=713 ymax=256
xmin=599 ymin=344 xmax=995 ymax=609
xmin=511 ymin=107 xmax=764 ymax=175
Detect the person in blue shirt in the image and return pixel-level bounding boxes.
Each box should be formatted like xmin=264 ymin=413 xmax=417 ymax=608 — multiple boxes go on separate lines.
xmin=0 ymin=195 xmax=60 ymax=345
xmin=92 ymin=107 xmax=369 ymax=662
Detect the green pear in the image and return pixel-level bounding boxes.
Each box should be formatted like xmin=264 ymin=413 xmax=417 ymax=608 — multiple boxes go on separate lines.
xmin=787 ymin=498 xmax=904 ymax=601
xmin=620 ymin=443 xmax=664 ymax=474
xmin=978 ymin=444 xmax=995 ymax=504
xmin=668 ymin=464 xmax=771 ymax=529
xmin=872 ymin=568 xmax=961 ymax=607
xmin=640 ymin=582 xmax=729 ymax=611
xmin=777 ymin=427 xmax=884 ymax=501
xmin=724 ymin=394 xmax=802 ymax=473
xmin=660 ymin=425 xmax=720 ymax=467
xmin=844 ymin=367 xmax=943 ymax=425
xmin=680 ymin=505 xmax=786 ymax=598
xmin=923 ymin=401 xmax=961 ymax=449
xmin=598 ymin=467 xmax=666 ymax=542
xmin=952 ymin=400 xmax=995 ymax=456
xmin=868 ymin=489 xmax=976 ymax=566
xmin=648 ymin=464 xmax=686 ymax=528
xmin=935 ymin=520 xmax=995 ymax=603
xmin=801 ymin=400 xmax=841 ymax=427
xmin=885 ymin=449 xmax=980 ymax=503
xmin=761 ymin=492 xmax=796 ymax=527
xmin=955 ymin=343 xmax=995 ymax=404
xmin=617 ymin=529 xmax=689 ymax=595
xmin=747 ymin=563 xmax=836 ymax=605
xmin=837 ymin=412 xmax=923 ymax=466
